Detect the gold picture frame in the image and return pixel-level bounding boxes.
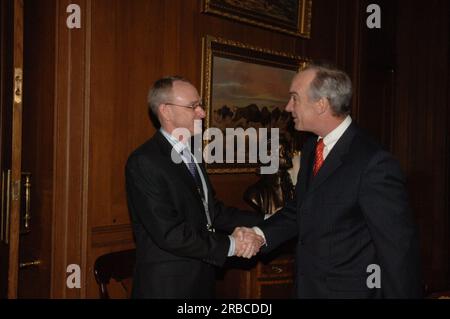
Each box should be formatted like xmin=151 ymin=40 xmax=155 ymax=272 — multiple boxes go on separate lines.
xmin=201 ymin=35 xmax=309 ymax=174
xmin=202 ymin=0 xmax=312 ymax=38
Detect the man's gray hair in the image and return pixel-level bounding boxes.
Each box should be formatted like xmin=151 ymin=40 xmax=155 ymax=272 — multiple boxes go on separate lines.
xmin=304 ymin=63 xmax=353 ymax=116
xmin=147 ymin=76 xmax=190 ymax=115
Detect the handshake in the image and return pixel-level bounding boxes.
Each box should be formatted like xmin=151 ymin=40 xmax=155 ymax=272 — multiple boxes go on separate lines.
xmin=231 ymin=227 xmax=265 ymax=259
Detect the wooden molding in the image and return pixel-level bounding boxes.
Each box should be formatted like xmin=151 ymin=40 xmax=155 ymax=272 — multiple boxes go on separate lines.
xmin=51 ymin=0 xmax=91 ymax=299
xmin=91 ymin=224 xmax=134 ymax=248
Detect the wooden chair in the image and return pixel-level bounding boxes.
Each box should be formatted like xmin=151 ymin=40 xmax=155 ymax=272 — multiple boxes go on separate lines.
xmin=93 ymin=249 xmax=136 ymax=299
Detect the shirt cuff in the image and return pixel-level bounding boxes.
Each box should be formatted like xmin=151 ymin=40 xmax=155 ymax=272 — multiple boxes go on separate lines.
xmin=227 ymin=235 xmax=235 ymax=256
xmin=252 ymin=227 xmax=267 ymax=246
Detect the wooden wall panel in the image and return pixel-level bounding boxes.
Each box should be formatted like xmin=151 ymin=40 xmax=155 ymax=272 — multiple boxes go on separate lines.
xmin=51 ymin=0 xmax=91 ymax=298
xmin=83 ymin=0 xmax=363 ymax=298
xmin=393 ymin=0 xmax=450 ymax=293
xmin=19 ymin=0 xmax=56 ymax=298
xmin=354 ymin=0 xmax=396 ymax=149
xmin=349 ymin=0 xmax=450 ymax=293
xmin=39 ymin=0 xmax=449 ymax=298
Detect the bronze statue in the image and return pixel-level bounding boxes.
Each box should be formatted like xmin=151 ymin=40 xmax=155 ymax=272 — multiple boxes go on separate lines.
xmin=244 ymin=141 xmax=296 ymax=215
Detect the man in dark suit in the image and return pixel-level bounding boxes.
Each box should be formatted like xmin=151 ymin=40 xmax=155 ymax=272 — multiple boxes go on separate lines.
xmin=126 ymin=76 xmax=264 ymax=298
xmin=237 ymin=63 xmax=422 ymax=298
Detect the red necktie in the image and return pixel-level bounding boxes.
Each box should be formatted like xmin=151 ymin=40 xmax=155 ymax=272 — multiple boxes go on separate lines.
xmin=313 ymin=138 xmax=324 ymax=176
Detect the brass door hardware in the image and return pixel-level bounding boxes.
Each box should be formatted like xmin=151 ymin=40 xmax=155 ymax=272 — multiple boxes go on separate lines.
xmin=271 ymin=266 xmax=283 ymax=274
xmin=1 ymin=170 xmax=32 ymax=242
xmin=21 ymin=173 xmax=31 ymax=234
xmin=14 ymin=68 xmax=23 ymax=104
xmin=19 ymin=260 xmax=41 ymax=269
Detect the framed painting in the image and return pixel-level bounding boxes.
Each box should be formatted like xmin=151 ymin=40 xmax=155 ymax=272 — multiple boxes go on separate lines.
xmin=202 ymin=0 xmax=312 ymax=38
xmin=201 ymin=35 xmax=309 ymax=173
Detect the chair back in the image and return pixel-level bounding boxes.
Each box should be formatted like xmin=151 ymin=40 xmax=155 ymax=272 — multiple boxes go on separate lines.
xmin=93 ymin=249 xmax=136 ymax=299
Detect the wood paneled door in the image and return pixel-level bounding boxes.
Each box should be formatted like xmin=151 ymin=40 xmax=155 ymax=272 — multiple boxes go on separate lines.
xmin=0 ymin=0 xmax=24 ymax=299
xmin=0 ymin=0 xmax=52 ymax=298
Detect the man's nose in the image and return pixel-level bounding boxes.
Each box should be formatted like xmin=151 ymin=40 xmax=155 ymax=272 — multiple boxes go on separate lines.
xmin=285 ymin=100 xmax=293 ymax=112
xmin=196 ymin=107 xmax=206 ymax=118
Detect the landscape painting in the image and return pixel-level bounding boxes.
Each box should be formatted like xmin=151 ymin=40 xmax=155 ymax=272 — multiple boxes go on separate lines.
xmin=203 ymin=0 xmax=312 ymax=38
xmin=211 ymin=56 xmax=294 ymax=134
xmin=202 ymin=36 xmax=308 ymax=173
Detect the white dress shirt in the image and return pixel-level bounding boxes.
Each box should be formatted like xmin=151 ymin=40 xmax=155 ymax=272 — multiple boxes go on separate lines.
xmin=320 ymin=115 xmax=352 ymax=160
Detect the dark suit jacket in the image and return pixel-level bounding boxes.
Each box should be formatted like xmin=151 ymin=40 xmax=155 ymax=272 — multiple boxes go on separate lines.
xmin=125 ymin=131 xmax=262 ymax=298
xmin=258 ymin=122 xmax=422 ymax=298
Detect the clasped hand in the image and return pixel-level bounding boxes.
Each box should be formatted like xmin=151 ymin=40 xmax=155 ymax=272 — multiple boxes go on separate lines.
xmin=231 ymin=227 xmax=264 ymax=259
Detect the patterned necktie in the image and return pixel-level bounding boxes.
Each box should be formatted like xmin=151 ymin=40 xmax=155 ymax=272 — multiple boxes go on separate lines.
xmin=182 ymin=149 xmax=212 ymax=231
xmin=313 ymin=138 xmax=325 ymax=176
xmin=183 ymin=149 xmax=203 ymax=191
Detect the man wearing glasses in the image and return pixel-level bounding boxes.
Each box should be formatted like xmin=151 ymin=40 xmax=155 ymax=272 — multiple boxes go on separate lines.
xmin=125 ymin=76 xmax=264 ymax=298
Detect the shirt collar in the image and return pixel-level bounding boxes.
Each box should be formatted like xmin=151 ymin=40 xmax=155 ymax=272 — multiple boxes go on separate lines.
xmin=320 ymin=115 xmax=352 ymax=146
xmin=160 ymin=128 xmax=190 ymax=154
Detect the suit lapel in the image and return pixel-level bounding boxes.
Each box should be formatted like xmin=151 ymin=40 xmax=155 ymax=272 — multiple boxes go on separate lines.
xmin=154 ymin=132 xmax=205 ymax=206
xmin=307 ymin=123 xmax=358 ymax=194
xmin=296 ymin=137 xmax=315 ymax=200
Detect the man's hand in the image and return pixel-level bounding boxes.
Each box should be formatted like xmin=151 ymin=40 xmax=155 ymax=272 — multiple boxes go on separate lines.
xmin=231 ymin=227 xmax=264 ymax=258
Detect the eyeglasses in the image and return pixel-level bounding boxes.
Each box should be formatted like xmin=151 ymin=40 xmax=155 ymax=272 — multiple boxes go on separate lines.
xmin=165 ymin=101 xmax=204 ymax=111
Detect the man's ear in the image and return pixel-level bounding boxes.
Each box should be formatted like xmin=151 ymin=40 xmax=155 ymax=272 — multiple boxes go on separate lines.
xmin=316 ymin=97 xmax=329 ymax=115
xmin=158 ymin=103 xmax=170 ymax=122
